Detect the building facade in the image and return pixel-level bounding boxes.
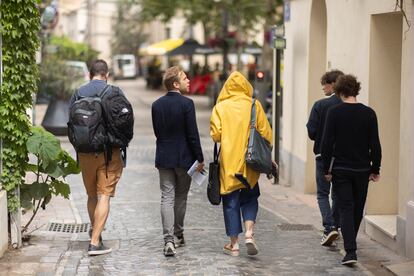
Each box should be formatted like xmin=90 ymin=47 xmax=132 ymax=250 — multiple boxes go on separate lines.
xmin=281 ymin=0 xmax=414 ymax=258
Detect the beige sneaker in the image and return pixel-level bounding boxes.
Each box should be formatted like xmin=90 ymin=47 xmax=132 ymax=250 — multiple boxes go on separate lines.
xmin=245 ymin=237 xmax=259 ymax=255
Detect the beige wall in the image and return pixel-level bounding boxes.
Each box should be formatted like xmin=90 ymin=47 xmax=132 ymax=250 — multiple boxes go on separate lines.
xmin=367 ymin=12 xmax=402 ymax=215
xmin=282 ymin=0 xmax=312 ymax=191
xmin=304 ymin=0 xmax=327 ymax=194
xmin=398 ymin=2 xmax=413 ymax=217
xmin=285 ymin=0 xmax=413 ymax=209
xmin=90 ymin=0 xmax=117 ymax=62
xmin=324 ymin=0 xmax=411 ymax=217
xmin=0 ymin=191 xmax=7 ymax=258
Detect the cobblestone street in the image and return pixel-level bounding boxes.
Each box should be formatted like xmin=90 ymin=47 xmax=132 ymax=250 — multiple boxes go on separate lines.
xmin=0 ymin=78 xmax=402 ymax=275
xmin=59 ymin=79 xmax=367 ymax=275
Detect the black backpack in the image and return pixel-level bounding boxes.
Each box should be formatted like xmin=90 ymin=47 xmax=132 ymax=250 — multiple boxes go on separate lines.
xmin=68 ymin=85 xmax=110 ymax=153
xmin=100 ymin=86 xmax=134 ymax=149
xmin=68 ymin=85 xmax=134 ymax=158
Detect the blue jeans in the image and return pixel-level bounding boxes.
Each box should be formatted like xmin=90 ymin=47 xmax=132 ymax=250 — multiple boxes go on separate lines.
xmin=222 ymin=184 xmax=260 ymax=237
xmin=316 ymin=158 xmax=340 ymax=231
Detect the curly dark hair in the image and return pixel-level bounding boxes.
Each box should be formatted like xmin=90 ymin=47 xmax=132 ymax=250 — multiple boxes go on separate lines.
xmin=320 ymin=70 xmax=344 ymax=85
xmin=333 ymin=74 xmax=361 ymax=97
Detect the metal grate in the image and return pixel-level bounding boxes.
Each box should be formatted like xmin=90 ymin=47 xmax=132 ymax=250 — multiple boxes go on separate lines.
xmin=48 ymin=222 xmax=90 ymax=233
xmin=277 ymin=224 xmax=315 ymax=231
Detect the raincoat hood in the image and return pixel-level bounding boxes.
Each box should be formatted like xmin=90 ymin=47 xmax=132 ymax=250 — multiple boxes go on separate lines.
xmin=210 ymin=71 xmax=273 ymax=195
xmin=217 ymin=71 xmax=253 ymax=103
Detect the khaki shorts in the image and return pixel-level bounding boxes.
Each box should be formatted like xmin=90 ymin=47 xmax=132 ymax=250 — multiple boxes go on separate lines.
xmin=78 ymin=149 xmax=123 ymax=197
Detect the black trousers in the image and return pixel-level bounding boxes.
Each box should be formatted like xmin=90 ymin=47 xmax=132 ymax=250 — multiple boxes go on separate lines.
xmin=332 ymin=170 xmax=369 ymax=252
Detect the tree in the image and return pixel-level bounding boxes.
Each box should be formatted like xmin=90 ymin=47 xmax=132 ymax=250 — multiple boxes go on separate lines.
xmin=261 ymin=0 xmax=284 ymax=72
xmin=49 ymin=35 xmax=99 ymax=67
xmin=111 ymin=0 xmax=149 ymax=75
xmin=136 ymin=0 xmax=283 ymax=71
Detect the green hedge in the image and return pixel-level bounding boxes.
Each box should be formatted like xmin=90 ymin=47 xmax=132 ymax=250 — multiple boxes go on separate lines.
xmin=0 ymin=0 xmax=40 ymax=211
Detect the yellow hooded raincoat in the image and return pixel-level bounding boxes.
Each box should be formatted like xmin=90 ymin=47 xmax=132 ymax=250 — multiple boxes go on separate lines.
xmin=210 ymin=71 xmax=273 ymax=195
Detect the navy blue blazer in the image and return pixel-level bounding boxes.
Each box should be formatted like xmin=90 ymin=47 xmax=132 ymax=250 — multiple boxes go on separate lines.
xmin=151 ymin=91 xmax=204 ymax=169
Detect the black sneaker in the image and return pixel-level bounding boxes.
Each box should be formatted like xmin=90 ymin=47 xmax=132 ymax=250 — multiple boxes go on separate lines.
xmin=341 ymin=251 xmax=357 ymax=265
xmin=321 ymin=228 xmax=339 ymax=246
xmin=164 ymin=242 xmax=176 ymax=257
xmin=174 ymin=235 xmax=185 ymax=248
xmin=88 ymin=243 xmax=112 ymax=256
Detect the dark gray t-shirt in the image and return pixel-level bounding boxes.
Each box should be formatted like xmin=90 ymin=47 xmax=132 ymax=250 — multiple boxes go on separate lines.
xmin=69 ymin=79 xmax=124 ymax=107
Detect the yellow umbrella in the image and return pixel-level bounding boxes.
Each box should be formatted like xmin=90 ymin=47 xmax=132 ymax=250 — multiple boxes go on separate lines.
xmin=140 ymin=38 xmax=184 ymax=55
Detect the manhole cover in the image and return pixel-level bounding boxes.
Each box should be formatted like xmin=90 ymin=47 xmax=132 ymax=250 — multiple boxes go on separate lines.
xmin=278 ymin=224 xmax=314 ymax=231
xmin=47 ymin=222 xmax=90 ymax=233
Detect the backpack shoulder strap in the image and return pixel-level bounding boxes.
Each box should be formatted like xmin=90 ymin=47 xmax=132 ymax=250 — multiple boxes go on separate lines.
xmin=73 ymin=89 xmax=80 ymax=101
xmin=98 ymin=84 xmax=111 ymax=98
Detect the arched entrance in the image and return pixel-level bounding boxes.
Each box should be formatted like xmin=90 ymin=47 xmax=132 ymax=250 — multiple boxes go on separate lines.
xmin=304 ymin=0 xmax=327 ymax=193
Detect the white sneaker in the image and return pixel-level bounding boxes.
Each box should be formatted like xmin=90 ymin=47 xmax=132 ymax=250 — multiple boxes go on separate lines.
xmin=164 ymin=242 xmax=176 ymax=257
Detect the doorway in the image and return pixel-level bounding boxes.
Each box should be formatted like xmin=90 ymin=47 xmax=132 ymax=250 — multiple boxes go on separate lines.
xmin=305 ymin=0 xmax=327 ymax=193
xmin=366 ymin=12 xmax=403 ymax=215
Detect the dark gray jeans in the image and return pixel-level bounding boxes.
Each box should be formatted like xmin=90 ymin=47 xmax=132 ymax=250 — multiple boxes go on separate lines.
xmin=158 ymin=168 xmax=191 ymax=244
xmin=316 ymin=158 xmax=340 ymax=231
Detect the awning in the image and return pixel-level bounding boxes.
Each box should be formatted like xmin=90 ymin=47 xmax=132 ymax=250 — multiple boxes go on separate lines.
xmin=139 ymin=39 xmax=184 ymax=55
xmin=167 ymin=39 xmax=216 ymax=56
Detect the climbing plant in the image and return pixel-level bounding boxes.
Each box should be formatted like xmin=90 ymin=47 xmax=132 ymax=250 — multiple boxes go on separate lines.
xmin=0 ymin=0 xmax=40 ymax=211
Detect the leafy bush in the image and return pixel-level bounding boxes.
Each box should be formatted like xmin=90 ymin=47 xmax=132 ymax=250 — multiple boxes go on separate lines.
xmin=21 ymin=126 xmax=80 ymax=233
xmin=39 ymin=56 xmax=85 ymax=100
xmin=50 ymin=35 xmax=99 ymax=66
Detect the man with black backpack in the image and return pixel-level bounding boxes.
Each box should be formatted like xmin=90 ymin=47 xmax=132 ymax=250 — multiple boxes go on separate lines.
xmin=68 ymin=59 xmax=134 ymax=256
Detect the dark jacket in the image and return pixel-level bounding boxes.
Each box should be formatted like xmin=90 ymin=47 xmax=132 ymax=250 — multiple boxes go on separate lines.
xmin=151 ymin=91 xmax=204 ymax=169
xmin=306 ymin=94 xmax=341 ymax=155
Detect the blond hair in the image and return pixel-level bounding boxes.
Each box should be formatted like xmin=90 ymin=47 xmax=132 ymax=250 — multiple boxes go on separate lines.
xmin=163 ymin=66 xmax=182 ymax=90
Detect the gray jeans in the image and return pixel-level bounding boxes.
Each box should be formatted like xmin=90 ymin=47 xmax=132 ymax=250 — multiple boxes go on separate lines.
xmin=158 ymin=168 xmax=191 ymax=244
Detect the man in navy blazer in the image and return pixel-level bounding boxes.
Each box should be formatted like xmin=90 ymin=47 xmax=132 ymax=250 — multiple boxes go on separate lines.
xmin=152 ymin=66 xmax=204 ymax=257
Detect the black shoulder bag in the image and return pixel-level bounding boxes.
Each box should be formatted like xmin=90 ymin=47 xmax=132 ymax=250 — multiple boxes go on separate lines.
xmin=207 ymin=143 xmax=221 ymax=205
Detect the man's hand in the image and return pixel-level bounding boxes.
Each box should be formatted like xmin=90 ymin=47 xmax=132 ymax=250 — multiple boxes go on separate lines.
xmin=324 ymin=174 xmax=332 ymax=182
xmin=196 ymin=162 xmax=205 ymax=172
xmin=369 ymin=173 xmax=380 ymax=182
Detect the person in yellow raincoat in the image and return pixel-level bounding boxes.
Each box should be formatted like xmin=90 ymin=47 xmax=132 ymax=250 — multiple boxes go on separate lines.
xmin=210 ymin=71 xmax=272 ymax=256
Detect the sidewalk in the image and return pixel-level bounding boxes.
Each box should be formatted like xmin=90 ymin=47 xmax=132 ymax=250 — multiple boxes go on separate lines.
xmin=0 ymin=78 xmax=409 ymax=275
xmin=259 ymin=177 xmax=408 ymax=275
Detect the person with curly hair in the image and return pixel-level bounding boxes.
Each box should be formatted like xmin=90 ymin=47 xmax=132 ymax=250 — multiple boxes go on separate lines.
xmin=321 ymin=74 xmax=382 ymax=265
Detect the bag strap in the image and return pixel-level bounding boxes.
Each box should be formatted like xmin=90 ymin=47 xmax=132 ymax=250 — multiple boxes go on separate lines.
xmin=98 ymin=84 xmax=111 ymax=98
xmin=213 ymin=143 xmax=221 ymax=164
xmin=250 ymin=98 xmax=256 ymax=128
xmin=247 ymin=99 xmax=257 ymax=153
xmin=73 ymin=89 xmax=80 ymax=101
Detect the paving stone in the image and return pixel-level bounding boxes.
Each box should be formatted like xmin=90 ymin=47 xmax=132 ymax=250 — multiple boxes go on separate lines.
xmin=2 ymin=79 xmax=397 ymax=275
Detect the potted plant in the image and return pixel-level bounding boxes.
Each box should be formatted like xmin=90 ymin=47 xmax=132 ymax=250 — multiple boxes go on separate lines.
xmin=40 ymin=56 xmax=87 ymax=135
